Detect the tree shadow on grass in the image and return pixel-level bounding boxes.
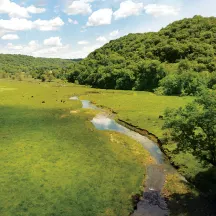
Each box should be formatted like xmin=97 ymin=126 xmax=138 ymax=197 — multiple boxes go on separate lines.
xmin=194 ymin=167 xmax=216 ymax=198
xmin=167 ymin=167 xmax=216 ymax=216
xmin=167 ymin=192 xmax=216 ymax=216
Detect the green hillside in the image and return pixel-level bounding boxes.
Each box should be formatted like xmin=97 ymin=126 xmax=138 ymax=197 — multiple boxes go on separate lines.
xmin=68 ymin=15 xmax=216 ymax=95
xmin=0 ymin=54 xmax=77 ymax=81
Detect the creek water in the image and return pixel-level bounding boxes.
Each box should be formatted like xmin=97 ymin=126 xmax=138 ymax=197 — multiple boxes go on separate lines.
xmin=70 ymin=97 xmax=182 ymax=216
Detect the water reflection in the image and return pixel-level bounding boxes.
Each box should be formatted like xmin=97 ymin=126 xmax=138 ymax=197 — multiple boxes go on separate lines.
xmin=85 ymin=101 xmax=164 ymax=164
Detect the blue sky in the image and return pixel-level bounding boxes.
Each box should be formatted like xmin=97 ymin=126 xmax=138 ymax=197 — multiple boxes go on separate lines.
xmin=0 ymin=0 xmax=215 ymax=59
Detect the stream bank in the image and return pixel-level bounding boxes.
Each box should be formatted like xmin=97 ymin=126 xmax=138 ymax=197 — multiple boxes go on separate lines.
xmin=70 ymin=96 xmax=187 ymax=215
xmin=71 ymin=95 xmax=216 ymax=216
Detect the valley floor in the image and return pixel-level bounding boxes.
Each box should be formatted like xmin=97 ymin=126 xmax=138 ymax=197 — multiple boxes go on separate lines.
xmin=0 ymin=80 xmax=152 ymax=216
xmin=80 ymin=87 xmax=216 ymax=215
xmin=1 ymin=79 xmax=215 ymax=216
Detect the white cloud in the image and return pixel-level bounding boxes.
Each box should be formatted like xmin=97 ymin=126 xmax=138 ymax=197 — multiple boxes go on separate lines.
xmin=110 ymin=30 xmax=119 ymax=37
xmin=0 ymin=18 xmax=33 ymax=31
xmin=78 ymin=40 xmax=89 ymax=45
xmin=26 ymin=5 xmax=46 ymax=14
xmin=144 ymin=4 xmax=180 ymax=17
xmin=34 ymin=17 xmax=64 ymax=31
xmin=3 ymin=40 xmax=64 ymax=58
xmin=0 ymin=17 xmax=64 ymax=32
xmin=0 ymin=37 xmax=107 ymax=59
xmin=68 ymin=18 xmax=79 ymax=24
xmin=113 ymin=0 xmax=143 ymax=20
xmin=87 ymin=8 xmax=113 ymax=26
xmin=33 ymin=46 xmax=69 ymax=57
xmin=1 ymin=34 xmax=19 ymax=40
xmin=96 ymin=36 xmax=107 ymax=42
xmin=66 ymin=0 xmax=92 ymax=15
xmin=0 ymin=0 xmax=46 ymax=18
xmin=1 ymin=40 xmax=102 ymax=59
xmin=7 ymin=43 xmax=23 ymax=50
xmin=28 ymin=40 xmax=39 ymax=47
xmin=44 ymin=37 xmax=62 ymax=47
xmin=76 ymin=44 xmax=102 ymax=58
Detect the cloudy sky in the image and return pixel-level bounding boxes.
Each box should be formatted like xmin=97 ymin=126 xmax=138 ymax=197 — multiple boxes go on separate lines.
xmin=0 ymin=0 xmax=215 ymax=59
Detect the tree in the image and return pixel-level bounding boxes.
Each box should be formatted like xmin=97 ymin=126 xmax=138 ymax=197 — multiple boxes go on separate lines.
xmin=115 ymin=69 xmax=135 ymax=90
xmin=163 ymin=90 xmax=216 ymax=166
xmin=134 ymin=60 xmax=165 ymax=91
xmin=156 ymin=74 xmax=182 ymax=95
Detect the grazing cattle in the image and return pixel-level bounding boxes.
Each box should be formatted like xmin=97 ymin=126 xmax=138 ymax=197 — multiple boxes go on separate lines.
xmin=159 ymin=115 xmax=164 ymax=120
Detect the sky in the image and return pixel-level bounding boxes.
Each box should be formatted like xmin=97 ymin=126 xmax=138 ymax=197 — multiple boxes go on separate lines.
xmin=0 ymin=0 xmax=215 ymax=59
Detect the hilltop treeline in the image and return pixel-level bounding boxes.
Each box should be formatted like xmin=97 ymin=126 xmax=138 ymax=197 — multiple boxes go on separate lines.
xmin=68 ymin=15 xmax=216 ymax=95
xmin=0 ymin=54 xmax=78 ymax=81
xmin=1 ymin=16 xmax=216 ymax=95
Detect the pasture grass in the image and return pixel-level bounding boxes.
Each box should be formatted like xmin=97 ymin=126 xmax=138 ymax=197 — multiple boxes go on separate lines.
xmin=80 ymin=90 xmax=216 ymax=205
xmin=80 ymin=90 xmax=216 ymax=214
xmin=0 ymin=80 xmax=152 ymax=216
xmin=1 ymin=79 xmax=212 ymax=215
xmin=80 ymin=90 xmax=193 ymax=139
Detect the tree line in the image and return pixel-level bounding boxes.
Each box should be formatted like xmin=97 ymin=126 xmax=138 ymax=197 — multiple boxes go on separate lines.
xmin=67 ymin=15 xmax=216 ymax=95
xmin=0 ymin=54 xmax=78 ymax=82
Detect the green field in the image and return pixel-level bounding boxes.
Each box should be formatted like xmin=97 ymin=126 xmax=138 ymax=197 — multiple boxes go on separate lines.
xmin=81 ymin=91 xmax=193 ymax=139
xmin=0 ymin=80 xmax=154 ymax=216
xmin=81 ymin=90 xmax=216 ymax=214
xmin=80 ymin=90 xmax=212 ymax=183
xmin=1 ymin=79 xmax=212 ymax=215
xmin=81 ymin=90 xmax=212 ymax=183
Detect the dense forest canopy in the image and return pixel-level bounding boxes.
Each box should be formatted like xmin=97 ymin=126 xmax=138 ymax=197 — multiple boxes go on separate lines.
xmin=67 ymin=15 xmax=216 ymax=95
xmin=0 ymin=54 xmax=79 ymax=81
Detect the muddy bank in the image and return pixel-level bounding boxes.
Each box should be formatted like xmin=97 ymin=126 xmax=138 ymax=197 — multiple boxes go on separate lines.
xmin=132 ymin=165 xmax=169 ymax=216
xmin=81 ymin=100 xmax=163 ymax=146
xmin=117 ymin=119 xmax=163 ymax=147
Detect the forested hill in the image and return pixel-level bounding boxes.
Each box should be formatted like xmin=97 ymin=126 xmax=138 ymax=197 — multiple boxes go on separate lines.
xmin=0 ymin=54 xmax=78 ymax=81
xmin=68 ymin=15 xmax=216 ymax=95
xmin=90 ymin=15 xmax=216 ymax=64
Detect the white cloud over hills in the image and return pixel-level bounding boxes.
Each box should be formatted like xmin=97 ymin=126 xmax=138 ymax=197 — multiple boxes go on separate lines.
xmin=0 ymin=0 xmax=215 ymax=58
xmin=0 ymin=17 xmax=64 ymax=32
xmin=144 ymin=4 xmax=180 ymax=17
xmin=66 ymin=0 xmax=93 ymax=15
xmin=1 ymin=34 xmax=19 ymax=40
xmin=44 ymin=37 xmax=62 ymax=47
xmin=87 ymin=8 xmax=113 ymax=26
xmin=0 ymin=0 xmax=45 ymax=18
xmin=114 ymin=0 xmax=144 ymax=20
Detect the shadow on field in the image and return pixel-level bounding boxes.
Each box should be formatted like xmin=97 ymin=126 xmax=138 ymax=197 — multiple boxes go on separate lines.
xmin=194 ymin=167 xmax=216 ymax=198
xmin=167 ymin=167 xmax=216 ymax=216
xmin=167 ymin=191 xmax=216 ymax=216
xmin=168 ymin=193 xmax=215 ymax=216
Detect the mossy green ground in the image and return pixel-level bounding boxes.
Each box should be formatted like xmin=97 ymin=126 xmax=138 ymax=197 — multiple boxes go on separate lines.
xmin=0 ymin=80 xmax=153 ymax=216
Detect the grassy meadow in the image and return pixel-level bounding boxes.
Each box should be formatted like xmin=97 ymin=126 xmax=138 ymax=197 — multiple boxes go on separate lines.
xmin=80 ymin=89 xmax=216 ymax=214
xmin=0 ymin=80 xmax=153 ymax=216
xmin=80 ymin=91 xmax=211 ymax=183
xmin=80 ymin=91 xmax=193 ymax=139
xmin=1 ymin=79 xmax=212 ymax=215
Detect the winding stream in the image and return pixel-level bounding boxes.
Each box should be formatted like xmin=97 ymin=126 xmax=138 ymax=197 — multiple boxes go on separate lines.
xmin=70 ymin=96 xmax=183 ymax=216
